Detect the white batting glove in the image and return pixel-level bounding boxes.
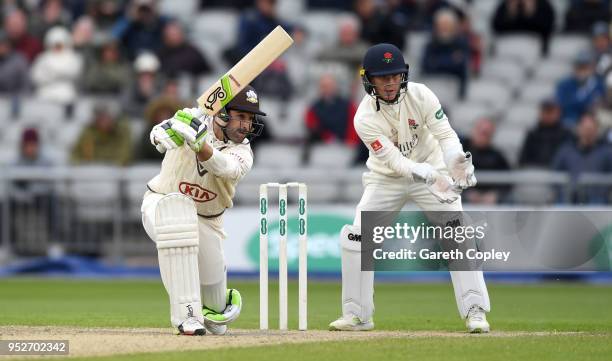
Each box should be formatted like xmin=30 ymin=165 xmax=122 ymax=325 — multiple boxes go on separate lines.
xmin=150 ymin=118 xmax=185 ymax=154
xmin=171 ymin=108 xmax=211 ymax=153
xmin=448 ymin=151 xmax=477 ymax=189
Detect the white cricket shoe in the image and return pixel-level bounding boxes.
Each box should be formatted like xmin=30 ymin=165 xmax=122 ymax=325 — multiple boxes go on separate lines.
xmin=204 ymin=321 xmax=227 ymax=335
xmin=178 ymin=317 xmax=206 ymax=336
xmin=329 ymin=316 xmax=374 ymax=331
xmin=465 ymin=305 xmax=490 ymax=333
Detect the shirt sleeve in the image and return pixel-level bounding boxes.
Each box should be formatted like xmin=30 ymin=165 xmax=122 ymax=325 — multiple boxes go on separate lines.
xmin=354 ymin=115 xmax=417 ymax=179
xmin=199 ymin=144 xmax=253 ymax=182
xmin=418 ymin=84 xmax=464 ymax=165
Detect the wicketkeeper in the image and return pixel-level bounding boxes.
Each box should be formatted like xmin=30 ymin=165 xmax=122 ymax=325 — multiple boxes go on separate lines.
xmin=329 ymin=44 xmax=491 ymax=333
xmin=141 ymin=86 xmax=265 ymax=335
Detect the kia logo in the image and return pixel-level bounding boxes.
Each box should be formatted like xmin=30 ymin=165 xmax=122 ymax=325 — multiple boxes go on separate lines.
xmin=179 ymin=182 xmax=217 ymax=202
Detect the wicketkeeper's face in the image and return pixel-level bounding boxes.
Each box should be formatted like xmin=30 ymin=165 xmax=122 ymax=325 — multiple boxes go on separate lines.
xmin=371 ymin=73 xmax=402 ymax=102
xmin=225 ymin=110 xmax=255 ymax=143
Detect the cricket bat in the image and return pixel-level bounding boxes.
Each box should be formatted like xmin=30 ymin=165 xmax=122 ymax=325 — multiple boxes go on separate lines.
xmin=197 ymin=26 xmax=294 ymax=114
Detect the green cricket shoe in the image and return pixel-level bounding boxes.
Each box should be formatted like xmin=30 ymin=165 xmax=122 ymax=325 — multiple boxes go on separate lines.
xmin=329 ymin=315 xmax=374 ymax=331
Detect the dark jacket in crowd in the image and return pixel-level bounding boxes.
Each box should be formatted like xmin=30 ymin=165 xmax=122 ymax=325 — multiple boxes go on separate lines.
xmin=564 ymin=0 xmax=611 ymax=34
xmin=492 ymin=0 xmax=555 ymax=54
xmin=0 ymin=51 xmax=28 ymax=93
xmin=158 ymin=43 xmax=212 ymax=77
xmin=422 ymin=36 xmax=470 ymax=97
xmin=552 ymin=139 xmax=612 ymax=203
xmin=112 ymin=15 xmax=170 ymax=59
xmin=556 ymin=75 xmax=605 ymax=126
xmin=463 ymin=139 xmax=511 ymax=194
xmin=305 ymin=96 xmax=358 ymax=145
xmin=519 ymin=123 xmax=574 ymax=167
xmin=358 ymin=8 xmax=407 ymax=50
xmin=234 ymin=9 xmax=292 ymax=60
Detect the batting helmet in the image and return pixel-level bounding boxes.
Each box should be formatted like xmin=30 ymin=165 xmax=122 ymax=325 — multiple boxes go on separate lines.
xmin=360 ymin=43 xmax=409 ymax=107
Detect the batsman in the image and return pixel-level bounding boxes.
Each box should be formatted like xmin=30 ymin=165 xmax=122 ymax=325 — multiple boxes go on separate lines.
xmin=329 ymin=44 xmax=491 ymax=333
xmin=141 ymin=86 xmax=265 ymax=335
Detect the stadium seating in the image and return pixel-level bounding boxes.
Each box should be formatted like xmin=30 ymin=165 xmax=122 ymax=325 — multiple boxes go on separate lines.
xmin=254 ymin=144 xmax=303 ymax=168
xmin=494 ymin=35 xmax=541 ymax=70
xmin=67 ymin=165 xmax=122 ymax=222
xmin=448 ymin=102 xmax=492 ymax=136
xmin=308 ymin=144 xmax=356 ymax=169
xmin=480 ymin=58 xmax=525 ymax=92
xmin=502 ymin=103 xmax=539 ymax=131
xmin=467 ymin=79 xmax=513 ymax=113
xmin=549 ymin=35 xmax=591 ymax=61
xmin=518 ymin=81 xmax=557 ymax=104
xmin=492 ymin=125 xmax=527 ymax=166
xmin=532 ymin=58 xmax=573 ymax=82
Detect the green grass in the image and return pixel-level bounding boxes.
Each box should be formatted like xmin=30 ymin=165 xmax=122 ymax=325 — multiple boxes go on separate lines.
xmin=63 ymin=335 xmax=612 ymax=361
xmin=1 ymin=278 xmax=611 ymax=360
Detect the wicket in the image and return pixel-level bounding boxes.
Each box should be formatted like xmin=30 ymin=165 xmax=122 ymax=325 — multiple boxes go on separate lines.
xmin=259 ymin=182 xmax=307 ymax=331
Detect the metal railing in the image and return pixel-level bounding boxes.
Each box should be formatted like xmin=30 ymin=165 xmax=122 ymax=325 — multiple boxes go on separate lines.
xmin=0 ymin=166 xmax=609 ymax=261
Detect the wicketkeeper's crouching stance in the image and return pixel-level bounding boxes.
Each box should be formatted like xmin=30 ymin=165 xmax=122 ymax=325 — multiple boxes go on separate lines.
xmin=141 ymin=86 xmax=265 ymax=335
xmin=329 ymin=44 xmax=490 ymax=333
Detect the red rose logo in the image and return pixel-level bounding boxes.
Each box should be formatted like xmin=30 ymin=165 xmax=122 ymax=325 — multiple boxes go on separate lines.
xmin=382 ymin=52 xmax=394 ymax=63
xmin=408 ymin=119 xmax=416 ymax=126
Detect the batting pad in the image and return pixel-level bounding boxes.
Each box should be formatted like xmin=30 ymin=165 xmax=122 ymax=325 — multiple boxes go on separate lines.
xmin=450 ymin=271 xmax=491 ymax=318
xmin=340 ymin=224 xmax=375 ymax=321
xmin=154 ymin=194 xmax=203 ymax=327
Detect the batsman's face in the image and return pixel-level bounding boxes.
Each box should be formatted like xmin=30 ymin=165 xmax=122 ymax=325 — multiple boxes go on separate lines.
xmin=226 ymin=110 xmax=255 ymax=143
xmin=371 ymin=74 xmax=402 ymax=102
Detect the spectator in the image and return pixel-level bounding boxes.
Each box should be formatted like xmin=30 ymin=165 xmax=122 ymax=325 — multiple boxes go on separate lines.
xmin=305 ymin=74 xmax=358 ymax=150
xmin=157 ymin=21 xmax=212 ymax=78
xmin=12 ymin=128 xmax=54 ymax=193
xmin=591 ymin=22 xmax=611 ymax=76
xmin=87 ymin=0 xmax=124 ymax=33
xmin=552 ymin=113 xmax=612 ymax=203
xmin=422 ymin=9 xmax=469 ymax=98
xmin=317 ymin=15 xmax=369 ymax=72
xmin=3 ymin=9 xmax=43 ymax=62
xmin=71 ymin=102 xmax=132 ymax=166
xmin=519 ymin=99 xmax=574 ymax=167
xmin=463 ymin=118 xmax=511 ymax=204
xmin=0 ymin=30 xmax=28 ymax=94
xmin=71 ymin=16 xmax=96 ymax=65
xmin=354 ymin=0 xmax=406 ymax=50
xmin=252 ymin=58 xmax=294 ymax=100
xmin=143 ymin=77 xmax=189 ymax=125
xmin=30 ymin=26 xmax=83 ymax=108
xmin=13 ymin=128 xmax=53 ymax=168
xmin=29 ymin=0 xmax=72 ymax=40
xmin=226 ymin=0 xmax=292 ymax=64
xmin=595 ymin=72 xmax=612 ymax=137
xmin=492 ymin=0 xmax=555 ymax=55
xmin=10 ymin=128 xmax=57 ymax=252
xmin=419 ymin=0 xmax=461 ymax=31
xmin=200 ymin=0 xmax=252 ymax=9
xmin=121 ymin=52 xmax=162 ymax=117
xmin=457 ymin=9 xmax=483 ymax=75
xmin=82 ymin=38 xmax=130 ymax=94
xmin=137 ymin=96 xmax=179 ymax=162
xmin=556 ymin=51 xmax=605 ymax=126
xmin=306 ymin=0 xmax=353 ymax=10
xmin=112 ymin=0 xmax=169 ymax=59
xmin=564 ymin=0 xmax=610 ymax=34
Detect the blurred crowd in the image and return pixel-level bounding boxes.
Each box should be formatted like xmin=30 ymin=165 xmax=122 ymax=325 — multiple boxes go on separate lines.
xmin=1 ymin=0 xmax=611 ymax=204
